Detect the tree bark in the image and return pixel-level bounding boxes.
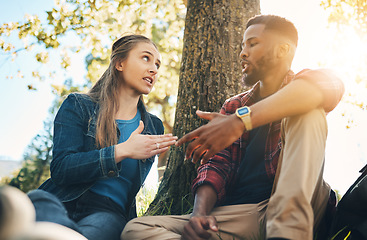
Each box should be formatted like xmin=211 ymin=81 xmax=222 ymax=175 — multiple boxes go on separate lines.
xmin=147 ymin=0 xmax=260 ymax=215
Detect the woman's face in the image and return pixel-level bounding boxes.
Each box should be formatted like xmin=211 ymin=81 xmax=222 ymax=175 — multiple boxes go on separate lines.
xmin=117 ymin=42 xmax=161 ymax=96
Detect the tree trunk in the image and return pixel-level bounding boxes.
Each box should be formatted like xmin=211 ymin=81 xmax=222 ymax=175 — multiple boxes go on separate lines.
xmin=147 ymin=0 xmax=260 ymax=215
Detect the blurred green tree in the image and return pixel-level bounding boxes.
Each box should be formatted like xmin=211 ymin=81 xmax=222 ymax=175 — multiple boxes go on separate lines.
xmin=1 ymin=80 xmax=81 ymax=192
xmin=0 ymin=0 xmax=185 ymax=191
xmin=0 ymin=0 xmax=186 ymax=133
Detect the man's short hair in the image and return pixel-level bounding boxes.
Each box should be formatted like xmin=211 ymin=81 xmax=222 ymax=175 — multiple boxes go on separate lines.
xmin=246 ymin=15 xmax=298 ymax=46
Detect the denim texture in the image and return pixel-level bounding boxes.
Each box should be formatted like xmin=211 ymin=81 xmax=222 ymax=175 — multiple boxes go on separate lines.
xmin=29 ymin=189 xmax=128 ymax=240
xmin=39 ymin=93 xmax=164 ymax=220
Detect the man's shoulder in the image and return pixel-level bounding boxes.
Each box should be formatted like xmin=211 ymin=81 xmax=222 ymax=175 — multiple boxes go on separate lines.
xmin=222 ymin=89 xmax=253 ymax=114
xmin=226 ymin=90 xmax=252 ymax=102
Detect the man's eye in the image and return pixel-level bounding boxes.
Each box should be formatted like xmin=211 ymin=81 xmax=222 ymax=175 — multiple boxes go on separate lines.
xmin=250 ymin=42 xmax=258 ymax=47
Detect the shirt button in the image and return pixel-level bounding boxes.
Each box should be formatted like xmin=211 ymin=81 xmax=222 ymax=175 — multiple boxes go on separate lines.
xmin=107 ymin=170 xmax=116 ymax=177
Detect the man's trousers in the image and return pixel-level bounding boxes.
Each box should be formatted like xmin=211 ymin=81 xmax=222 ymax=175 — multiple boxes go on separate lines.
xmin=121 ymin=108 xmax=331 ymax=240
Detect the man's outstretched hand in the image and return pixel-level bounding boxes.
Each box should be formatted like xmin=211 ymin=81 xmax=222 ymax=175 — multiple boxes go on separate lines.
xmin=176 ymin=110 xmax=245 ymax=164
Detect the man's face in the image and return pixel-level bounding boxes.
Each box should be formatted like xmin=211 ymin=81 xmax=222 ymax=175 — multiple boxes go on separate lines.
xmin=240 ymin=24 xmax=278 ymax=86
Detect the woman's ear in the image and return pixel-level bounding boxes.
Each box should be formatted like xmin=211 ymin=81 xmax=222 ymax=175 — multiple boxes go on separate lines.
xmin=115 ymin=61 xmax=124 ymax=72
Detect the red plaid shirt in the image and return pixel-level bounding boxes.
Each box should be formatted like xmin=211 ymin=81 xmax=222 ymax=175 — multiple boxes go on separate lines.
xmin=192 ymin=69 xmax=345 ymax=203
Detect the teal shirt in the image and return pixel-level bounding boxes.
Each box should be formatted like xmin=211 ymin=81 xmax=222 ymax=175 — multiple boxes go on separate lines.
xmin=90 ymin=111 xmax=141 ymax=212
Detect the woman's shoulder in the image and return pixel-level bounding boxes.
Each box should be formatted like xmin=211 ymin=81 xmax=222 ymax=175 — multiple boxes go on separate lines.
xmin=65 ymin=92 xmax=93 ymax=102
xmin=56 ymin=93 xmax=98 ymax=120
xmin=146 ymin=112 xmax=164 ymax=134
xmin=146 ymin=112 xmax=163 ymax=124
xmin=62 ymin=93 xmax=97 ymax=108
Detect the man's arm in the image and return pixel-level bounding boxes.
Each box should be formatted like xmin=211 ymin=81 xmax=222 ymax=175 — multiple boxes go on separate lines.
xmin=176 ymin=70 xmax=344 ymax=164
xmin=181 ymin=185 xmax=218 ymax=240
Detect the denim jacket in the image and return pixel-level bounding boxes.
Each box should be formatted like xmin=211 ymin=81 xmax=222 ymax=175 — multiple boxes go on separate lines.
xmin=39 ymin=93 xmax=164 ymax=219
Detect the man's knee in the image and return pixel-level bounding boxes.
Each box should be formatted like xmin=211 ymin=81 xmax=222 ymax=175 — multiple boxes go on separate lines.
xmin=283 ymin=108 xmax=327 ymax=140
xmin=121 ymin=217 xmax=148 ymax=239
xmin=286 ymin=108 xmax=326 ymax=128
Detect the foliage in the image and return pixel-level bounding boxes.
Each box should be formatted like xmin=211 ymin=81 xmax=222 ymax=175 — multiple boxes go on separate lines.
xmin=0 ymin=80 xmax=82 ymax=192
xmin=2 ymin=120 xmax=52 ymax=193
xmin=320 ymin=0 xmax=367 ymax=125
xmin=321 ymin=0 xmax=367 ymax=38
xmin=0 ymin=0 xmax=185 ymax=199
xmin=0 ymin=0 xmax=186 ymax=131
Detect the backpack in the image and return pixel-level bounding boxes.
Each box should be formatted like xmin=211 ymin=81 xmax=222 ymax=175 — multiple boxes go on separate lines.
xmin=329 ymin=164 xmax=367 ymax=240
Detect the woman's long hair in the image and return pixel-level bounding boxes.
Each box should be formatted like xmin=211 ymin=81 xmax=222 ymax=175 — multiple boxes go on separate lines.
xmin=88 ymin=35 xmax=157 ymax=148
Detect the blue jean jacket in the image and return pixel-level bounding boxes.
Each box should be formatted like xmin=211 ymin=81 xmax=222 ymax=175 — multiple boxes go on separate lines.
xmin=39 ymin=93 xmax=164 ymax=219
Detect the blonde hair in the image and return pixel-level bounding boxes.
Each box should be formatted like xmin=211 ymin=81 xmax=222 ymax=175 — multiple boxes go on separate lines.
xmin=88 ymin=35 xmax=157 ymax=148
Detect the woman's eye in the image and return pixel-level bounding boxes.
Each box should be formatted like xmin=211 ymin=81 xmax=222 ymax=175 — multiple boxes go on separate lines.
xmin=143 ymin=56 xmax=149 ymax=61
xmin=250 ymin=42 xmax=258 ymax=47
xmin=155 ymin=63 xmax=160 ymax=69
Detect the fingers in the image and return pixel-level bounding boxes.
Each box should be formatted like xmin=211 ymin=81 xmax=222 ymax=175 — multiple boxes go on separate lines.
xmin=152 ymin=146 xmax=170 ymax=155
xmin=182 ymin=216 xmax=217 ymax=240
xmin=131 ymin=121 xmax=144 ymax=135
xmin=155 ymin=134 xmax=178 ymax=148
xmin=176 ymin=111 xmax=221 ymax=149
xmin=184 ymin=138 xmax=201 ymax=161
xmin=199 ymin=148 xmax=216 ymax=165
xmin=195 ymin=110 xmax=215 ymax=121
xmin=183 ymin=221 xmax=210 ymax=240
xmin=175 ymin=129 xmax=199 ymax=147
xmin=206 ymin=216 xmax=218 ymax=232
xmin=176 ymin=111 xmax=217 ymax=147
xmin=148 ymin=134 xmax=177 ymax=153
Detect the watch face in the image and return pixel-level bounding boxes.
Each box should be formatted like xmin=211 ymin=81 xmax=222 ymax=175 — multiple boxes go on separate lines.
xmin=238 ymin=107 xmax=249 ymax=115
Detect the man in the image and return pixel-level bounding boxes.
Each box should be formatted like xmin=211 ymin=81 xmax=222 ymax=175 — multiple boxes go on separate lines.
xmin=121 ymin=15 xmax=344 ymax=240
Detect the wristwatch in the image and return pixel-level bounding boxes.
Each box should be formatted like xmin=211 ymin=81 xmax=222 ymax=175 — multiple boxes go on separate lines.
xmin=235 ymin=106 xmax=252 ymax=131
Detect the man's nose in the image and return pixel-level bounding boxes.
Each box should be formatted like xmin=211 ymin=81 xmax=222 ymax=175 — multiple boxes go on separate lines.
xmin=239 ymin=48 xmax=248 ymax=59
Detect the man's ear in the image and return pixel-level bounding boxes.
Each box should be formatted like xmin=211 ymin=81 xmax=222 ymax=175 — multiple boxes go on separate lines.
xmin=115 ymin=61 xmax=124 ymax=72
xmin=277 ymin=43 xmax=290 ymax=58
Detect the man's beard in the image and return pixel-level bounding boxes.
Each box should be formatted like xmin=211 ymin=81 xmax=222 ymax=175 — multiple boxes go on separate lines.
xmin=241 ymin=54 xmax=274 ymax=87
xmin=242 ymin=72 xmax=260 ymax=87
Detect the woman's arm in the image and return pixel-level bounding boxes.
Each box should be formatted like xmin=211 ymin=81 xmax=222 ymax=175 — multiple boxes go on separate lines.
xmin=51 ymin=94 xmax=118 ymax=186
xmin=51 ymin=94 xmax=176 ymax=186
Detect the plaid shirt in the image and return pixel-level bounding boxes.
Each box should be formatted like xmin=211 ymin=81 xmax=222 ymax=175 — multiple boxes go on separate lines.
xmin=192 ymin=69 xmax=345 ymax=203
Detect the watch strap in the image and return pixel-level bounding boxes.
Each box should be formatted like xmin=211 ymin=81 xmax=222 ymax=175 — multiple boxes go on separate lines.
xmin=235 ymin=106 xmax=252 ymax=131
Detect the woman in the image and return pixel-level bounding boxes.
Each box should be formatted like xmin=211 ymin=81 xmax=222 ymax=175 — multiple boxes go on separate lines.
xmin=27 ymin=35 xmax=177 ymax=240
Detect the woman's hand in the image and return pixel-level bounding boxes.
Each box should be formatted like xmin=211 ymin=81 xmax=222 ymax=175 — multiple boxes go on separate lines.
xmin=115 ymin=121 xmax=177 ymax=163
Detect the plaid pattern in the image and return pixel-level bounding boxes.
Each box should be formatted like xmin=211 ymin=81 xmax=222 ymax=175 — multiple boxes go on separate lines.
xmin=192 ymin=69 xmax=345 ymax=203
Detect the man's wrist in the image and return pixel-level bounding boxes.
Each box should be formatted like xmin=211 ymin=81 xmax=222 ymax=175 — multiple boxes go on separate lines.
xmin=235 ymin=106 xmax=252 ymax=131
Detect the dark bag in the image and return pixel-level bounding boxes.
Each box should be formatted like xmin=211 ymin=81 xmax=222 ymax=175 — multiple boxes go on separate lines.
xmin=329 ymin=164 xmax=367 ymax=240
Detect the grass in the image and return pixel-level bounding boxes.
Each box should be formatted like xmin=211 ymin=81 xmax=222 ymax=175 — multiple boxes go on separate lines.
xmin=135 ymin=183 xmax=159 ymax=217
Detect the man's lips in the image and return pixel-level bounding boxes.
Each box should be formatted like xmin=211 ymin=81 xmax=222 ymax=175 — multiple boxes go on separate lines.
xmin=241 ymin=61 xmax=250 ymax=73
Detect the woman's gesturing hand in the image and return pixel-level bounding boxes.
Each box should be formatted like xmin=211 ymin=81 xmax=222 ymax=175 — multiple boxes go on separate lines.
xmin=115 ymin=121 xmax=177 ymax=162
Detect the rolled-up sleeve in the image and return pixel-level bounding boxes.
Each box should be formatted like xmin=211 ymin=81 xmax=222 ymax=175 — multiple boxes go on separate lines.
xmin=296 ymin=69 xmax=345 ymax=113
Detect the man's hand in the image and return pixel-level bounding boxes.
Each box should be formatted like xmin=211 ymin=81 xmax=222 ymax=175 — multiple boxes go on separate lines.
xmin=181 ymin=214 xmax=218 ymax=240
xmin=176 ymin=110 xmax=245 ymax=164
